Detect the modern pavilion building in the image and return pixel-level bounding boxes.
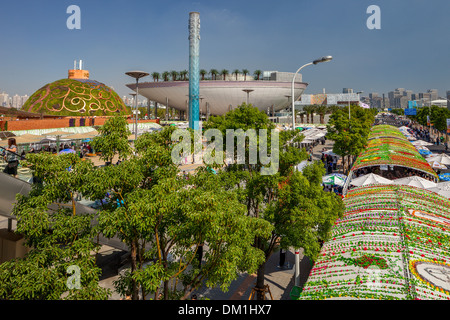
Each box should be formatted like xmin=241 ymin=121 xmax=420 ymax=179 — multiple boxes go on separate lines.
xmin=126 ymin=71 xmax=308 ymax=117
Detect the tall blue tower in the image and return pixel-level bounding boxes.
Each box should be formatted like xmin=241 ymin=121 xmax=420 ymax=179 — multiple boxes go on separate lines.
xmin=188 ymin=12 xmax=200 ymax=130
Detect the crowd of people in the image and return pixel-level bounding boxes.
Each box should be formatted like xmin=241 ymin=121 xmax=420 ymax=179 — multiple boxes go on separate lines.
xmin=1 ymin=137 xmax=97 ymax=179
xmin=352 ymin=166 xmax=436 ymax=182
xmin=320 ymin=149 xmax=338 ymax=175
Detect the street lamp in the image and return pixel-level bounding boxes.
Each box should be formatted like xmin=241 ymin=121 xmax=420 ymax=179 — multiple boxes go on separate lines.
xmin=291 ymin=56 xmax=332 ymax=130
xmin=242 ymin=89 xmax=254 ymax=105
xmin=129 ymin=93 xmax=137 ymax=137
xmin=125 ymin=71 xmax=149 ymax=140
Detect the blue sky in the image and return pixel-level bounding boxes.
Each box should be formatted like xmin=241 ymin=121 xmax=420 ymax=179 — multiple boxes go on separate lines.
xmin=1 ymin=0 xmax=449 ymax=99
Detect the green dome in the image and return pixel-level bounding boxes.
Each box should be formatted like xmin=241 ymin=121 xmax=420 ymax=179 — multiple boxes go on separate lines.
xmin=22 ymin=78 xmax=128 ymax=116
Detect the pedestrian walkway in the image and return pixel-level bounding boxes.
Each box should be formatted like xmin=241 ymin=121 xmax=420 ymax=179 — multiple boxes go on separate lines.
xmin=194 ymin=248 xmax=313 ymax=300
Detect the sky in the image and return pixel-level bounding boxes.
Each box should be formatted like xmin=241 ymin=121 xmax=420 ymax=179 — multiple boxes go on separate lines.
xmin=0 ymin=0 xmax=449 ymax=99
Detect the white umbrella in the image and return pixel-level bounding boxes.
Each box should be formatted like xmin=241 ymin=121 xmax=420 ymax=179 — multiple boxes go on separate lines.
xmin=427 ymin=160 xmax=447 ymax=170
xmin=295 ymin=160 xmax=310 ymax=172
xmin=436 ymin=181 xmax=450 ymax=191
xmin=350 ymin=173 xmax=393 ymax=187
xmin=322 ymin=174 xmax=346 ymax=186
xmin=412 ymin=140 xmax=434 ymax=146
xmin=322 ymin=150 xmax=340 ymax=157
xmin=427 ymin=187 xmax=450 ymax=198
xmin=426 ymin=153 xmax=450 ymax=165
xmin=393 ymin=176 xmax=437 ymax=189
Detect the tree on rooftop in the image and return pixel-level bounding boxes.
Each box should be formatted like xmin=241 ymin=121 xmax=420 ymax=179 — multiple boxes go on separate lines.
xmin=199 ymin=69 xmax=207 ymax=80
xmin=162 ymin=71 xmax=170 ymax=82
xmin=220 ymin=69 xmax=229 ymax=81
xmin=253 ymin=70 xmax=262 ymax=80
xmin=233 ymin=69 xmax=240 ymax=80
xmin=151 ymin=72 xmax=160 ymax=82
xmin=210 ymin=69 xmax=219 ymax=80
xmin=242 ymin=69 xmax=249 ymax=81
xmin=180 ymin=70 xmax=189 ymax=81
xmin=170 ymin=71 xmax=179 ymax=81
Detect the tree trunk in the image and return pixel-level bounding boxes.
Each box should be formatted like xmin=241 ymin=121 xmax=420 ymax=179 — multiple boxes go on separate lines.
xmin=255 ymin=260 xmax=266 ymax=300
xmin=164 ymin=280 xmax=169 ymax=300
xmin=130 ymin=239 xmax=139 ymax=300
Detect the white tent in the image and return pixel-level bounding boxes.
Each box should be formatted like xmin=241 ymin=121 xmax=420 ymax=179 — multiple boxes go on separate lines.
xmin=295 ymin=160 xmax=310 ymax=172
xmin=393 ymin=176 xmax=437 ymax=189
xmin=322 ymin=149 xmax=340 ymax=157
xmin=412 ymin=140 xmax=434 ymax=147
xmin=428 ymin=161 xmax=447 ymax=170
xmin=427 ymin=187 xmax=450 ymax=198
xmin=350 ymin=173 xmax=393 ymax=187
xmin=427 ymin=153 xmax=450 ymax=165
xmin=436 ymin=181 xmax=450 ymax=191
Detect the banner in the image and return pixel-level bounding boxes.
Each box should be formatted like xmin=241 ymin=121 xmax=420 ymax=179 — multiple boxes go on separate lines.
xmin=404 ymin=108 xmax=417 ymax=116
xmin=427 ymin=115 xmax=430 ymax=126
xmin=447 ymin=118 xmax=450 ymax=134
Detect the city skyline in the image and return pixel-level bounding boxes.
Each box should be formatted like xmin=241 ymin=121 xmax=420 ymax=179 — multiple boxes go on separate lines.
xmin=0 ymin=0 xmax=449 ymax=100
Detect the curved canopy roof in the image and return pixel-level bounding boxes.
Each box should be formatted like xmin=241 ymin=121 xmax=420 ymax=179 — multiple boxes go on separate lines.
xmin=351 ymin=125 xmax=437 ymax=179
xmin=299 ymin=184 xmax=450 ymax=300
xmin=127 ymin=80 xmax=308 ymax=116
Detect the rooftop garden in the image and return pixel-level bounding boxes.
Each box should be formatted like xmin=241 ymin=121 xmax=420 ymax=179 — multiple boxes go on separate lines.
xmin=21 ymin=79 xmax=128 ymax=117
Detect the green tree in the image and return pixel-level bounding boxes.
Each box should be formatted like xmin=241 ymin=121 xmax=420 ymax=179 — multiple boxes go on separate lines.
xmin=180 ymin=70 xmax=189 ymax=81
xmin=91 ymin=114 xmax=132 ymax=165
xmin=200 ymin=69 xmax=207 ymax=80
xmin=162 ymin=71 xmax=170 ymax=81
xmin=303 ymin=105 xmax=315 ymax=124
xmin=0 ymin=152 xmax=110 ymax=300
xmin=315 ymin=105 xmax=327 ymax=124
xmin=210 ymin=69 xmax=219 ymax=80
xmin=85 ymin=121 xmax=272 ymax=300
xmin=429 ymin=106 xmax=450 ymax=142
xmin=326 ymin=105 xmax=374 ymax=173
xmin=242 ymin=69 xmax=249 ymax=81
xmin=220 ymin=69 xmax=229 ymax=81
xmin=233 ymin=69 xmax=240 ymax=80
xmin=170 ymin=70 xmax=179 ymax=81
xmin=205 ymin=103 xmax=343 ymax=300
xmin=390 ymin=108 xmax=404 ymax=116
xmin=266 ymin=162 xmax=344 ymax=263
xmin=151 ymin=72 xmax=160 ymax=82
xmin=253 ymin=69 xmax=262 ymax=80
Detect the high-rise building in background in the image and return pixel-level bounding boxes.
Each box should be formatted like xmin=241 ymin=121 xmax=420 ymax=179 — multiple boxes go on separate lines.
xmin=0 ymin=92 xmax=9 ymax=107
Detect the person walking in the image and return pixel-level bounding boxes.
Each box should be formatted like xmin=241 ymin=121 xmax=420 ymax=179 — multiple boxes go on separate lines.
xmin=3 ymin=138 xmax=19 ymax=178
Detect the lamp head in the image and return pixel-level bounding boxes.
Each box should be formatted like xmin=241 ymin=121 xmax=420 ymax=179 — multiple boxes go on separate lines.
xmin=313 ymin=56 xmax=333 ymax=65
xmin=125 ymin=71 xmax=149 ymax=79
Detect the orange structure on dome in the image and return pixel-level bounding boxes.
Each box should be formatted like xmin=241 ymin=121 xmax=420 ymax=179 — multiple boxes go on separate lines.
xmin=68 ymin=59 xmax=89 ymax=79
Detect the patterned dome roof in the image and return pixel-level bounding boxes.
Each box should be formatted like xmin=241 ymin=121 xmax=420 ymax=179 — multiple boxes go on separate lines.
xmin=21 ymin=78 xmax=128 ymax=116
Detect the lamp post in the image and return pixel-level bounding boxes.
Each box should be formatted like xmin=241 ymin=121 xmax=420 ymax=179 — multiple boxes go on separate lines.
xmin=243 ymin=89 xmax=254 ymax=105
xmin=291 ymin=56 xmax=332 ymax=130
xmin=129 ymin=93 xmax=136 ymax=138
xmin=125 ymin=71 xmax=149 ymax=140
